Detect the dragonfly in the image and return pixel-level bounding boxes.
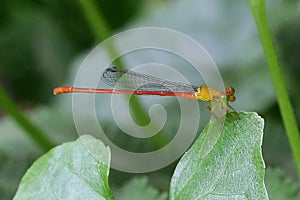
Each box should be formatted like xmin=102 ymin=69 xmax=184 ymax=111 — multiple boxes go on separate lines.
xmin=53 ymin=66 xmax=237 ymax=117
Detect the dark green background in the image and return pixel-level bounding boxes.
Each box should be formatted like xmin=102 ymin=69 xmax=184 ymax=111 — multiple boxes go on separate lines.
xmin=0 ymin=0 xmax=299 ymax=199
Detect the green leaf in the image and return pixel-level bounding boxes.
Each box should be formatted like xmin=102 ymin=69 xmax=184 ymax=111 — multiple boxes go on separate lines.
xmin=169 ymin=112 xmax=268 ymax=200
xmin=113 ymin=176 xmax=167 ymax=200
xmin=13 ymin=135 xmax=114 ymax=200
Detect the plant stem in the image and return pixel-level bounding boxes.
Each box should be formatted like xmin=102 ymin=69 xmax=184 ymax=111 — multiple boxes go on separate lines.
xmin=77 ymin=0 xmax=168 ymax=147
xmin=0 ymin=86 xmax=55 ymax=151
xmin=248 ymin=0 xmax=300 ymax=179
xmin=77 ymin=0 xmax=120 ymax=66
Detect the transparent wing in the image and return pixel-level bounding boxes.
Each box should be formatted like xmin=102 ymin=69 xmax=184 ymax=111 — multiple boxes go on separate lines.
xmin=101 ymin=66 xmax=198 ymax=92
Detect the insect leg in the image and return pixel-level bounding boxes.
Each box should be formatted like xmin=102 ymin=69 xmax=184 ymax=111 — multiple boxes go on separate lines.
xmin=207 ymin=102 xmax=219 ymax=119
xmin=227 ymin=104 xmax=237 ymax=113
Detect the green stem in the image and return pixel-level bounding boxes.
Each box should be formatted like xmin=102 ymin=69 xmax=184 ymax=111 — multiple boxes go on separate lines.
xmin=77 ymin=0 xmax=120 ymax=66
xmin=248 ymin=0 xmax=300 ymax=179
xmin=0 ymin=86 xmax=55 ymax=151
xmin=77 ymin=0 xmax=168 ymax=147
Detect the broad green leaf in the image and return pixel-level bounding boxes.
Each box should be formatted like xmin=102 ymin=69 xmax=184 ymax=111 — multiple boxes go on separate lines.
xmin=13 ymin=135 xmax=114 ymax=200
xmin=169 ymin=112 xmax=268 ymax=200
xmin=113 ymin=176 xmax=167 ymax=200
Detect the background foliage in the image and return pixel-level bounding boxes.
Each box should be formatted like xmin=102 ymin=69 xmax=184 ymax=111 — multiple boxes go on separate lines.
xmin=0 ymin=0 xmax=300 ymax=199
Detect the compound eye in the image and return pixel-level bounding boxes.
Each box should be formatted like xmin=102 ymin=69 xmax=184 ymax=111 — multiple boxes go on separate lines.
xmin=229 ymin=95 xmax=236 ymax=102
xmin=225 ymin=87 xmax=235 ymax=95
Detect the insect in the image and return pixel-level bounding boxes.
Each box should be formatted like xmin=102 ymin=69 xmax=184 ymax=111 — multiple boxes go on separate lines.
xmin=54 ymin=66 xmax=236 ymax=117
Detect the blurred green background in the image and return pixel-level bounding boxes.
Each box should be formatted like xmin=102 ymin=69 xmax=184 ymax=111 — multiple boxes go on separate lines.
xmin=1 ymin=0 xmax=300 ymax=199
